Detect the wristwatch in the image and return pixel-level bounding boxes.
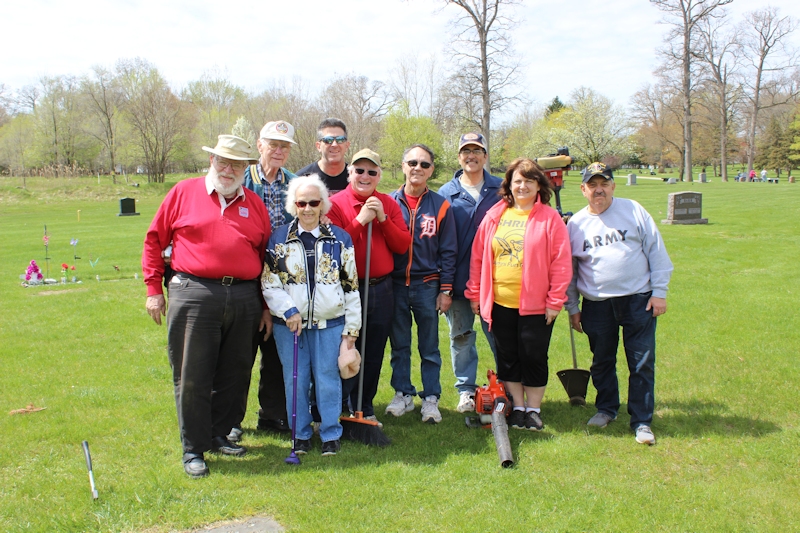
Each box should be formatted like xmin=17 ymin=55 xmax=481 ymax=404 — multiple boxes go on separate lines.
xmin=441 ymin=290 xmax=453 ymax=297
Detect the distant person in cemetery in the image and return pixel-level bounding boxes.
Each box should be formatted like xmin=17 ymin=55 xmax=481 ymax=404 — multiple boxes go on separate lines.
xmin=143 ymin=135 xmax=270 ymax=478
xmin=228 ymin=120 xmax=300 ymax=442
xmin=296 ymin=118 xmax=351 ymax=194
xmin=436 ymin=132 xmax=501 ymax=414
xmin=565 ymin=162 xmax=673 ymax=446
xmin=465 ymin=158 xmax=571 ymax=432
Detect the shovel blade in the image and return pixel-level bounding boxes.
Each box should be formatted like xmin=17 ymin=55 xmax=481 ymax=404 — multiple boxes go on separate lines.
xmin=557 ymin=368 xmax=591 ymax=406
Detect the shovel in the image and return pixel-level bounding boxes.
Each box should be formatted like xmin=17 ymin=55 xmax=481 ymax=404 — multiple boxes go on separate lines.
xmin=556 ymin=322 xmax=591 ymax=406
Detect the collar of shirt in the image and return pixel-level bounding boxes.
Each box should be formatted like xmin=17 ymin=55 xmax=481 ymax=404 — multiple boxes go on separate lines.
xmin=296 ymin=225 xmax=321 ymax=238
xmin=257 ymin=163 xmax=284 ymax=185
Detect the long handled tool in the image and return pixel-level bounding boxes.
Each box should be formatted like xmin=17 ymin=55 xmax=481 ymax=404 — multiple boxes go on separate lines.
xmin=81 ymin=441 xmax=99 ymax=499
xmin=556 ymin=322 xmax=591 ymax=406
xmin=285 ymin=332 xmax=301 ymax=465
xmin=340 ymin=221 xmax=390 ymax=446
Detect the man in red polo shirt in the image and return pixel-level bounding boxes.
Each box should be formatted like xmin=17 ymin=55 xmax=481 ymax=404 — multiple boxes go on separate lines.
xmin=327 ymin=148 xmax=411 ymax=426
xmin=143 ymin=135 xmax=271 ymax=478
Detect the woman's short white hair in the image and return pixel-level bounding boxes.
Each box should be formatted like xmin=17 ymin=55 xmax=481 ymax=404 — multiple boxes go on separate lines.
xmin=285 ymin=174 xmax=332 ymax=217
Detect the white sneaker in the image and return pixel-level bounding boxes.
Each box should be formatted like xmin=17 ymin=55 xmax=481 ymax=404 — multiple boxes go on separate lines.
xmin=364 ymin=415 xmax=384 ymax=429
xmin=635 ymin=425 xmax=656 ymax=445
xmin=456 ymin=391 xmax=475 ymax=413
xmin=385 ymin=392 xmax=414 ymax=417
xmin=421 ymin=395 xmax=442 ymax=424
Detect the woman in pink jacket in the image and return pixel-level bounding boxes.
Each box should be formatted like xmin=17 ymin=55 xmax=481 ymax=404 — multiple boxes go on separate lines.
xmin=465 ymin=158 xmax=572 ymax=431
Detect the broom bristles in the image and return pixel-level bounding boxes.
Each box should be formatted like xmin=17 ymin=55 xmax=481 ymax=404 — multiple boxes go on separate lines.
xmin=340 ymin=412 xmax=391 ymax=446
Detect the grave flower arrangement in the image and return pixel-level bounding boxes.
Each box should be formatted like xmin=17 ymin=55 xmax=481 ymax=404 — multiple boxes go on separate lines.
xmin=24 ymin=260 xmax=44 ymax=285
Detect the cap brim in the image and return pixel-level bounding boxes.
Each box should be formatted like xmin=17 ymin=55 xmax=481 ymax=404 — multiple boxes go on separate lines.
xmin=458 ymin=142 xmax=486 ymax=151
xmin=261 ymin=135 xmax=297 ymax=145
xmin=351 ymin=157 xmax=381 ymax=167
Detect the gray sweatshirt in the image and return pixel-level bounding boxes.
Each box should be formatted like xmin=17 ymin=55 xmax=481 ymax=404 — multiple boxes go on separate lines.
xmin=565 ymin=197 xmax=673 ymax=314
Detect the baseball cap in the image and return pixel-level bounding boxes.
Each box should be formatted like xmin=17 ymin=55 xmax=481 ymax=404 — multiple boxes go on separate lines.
xmin=351 ymin=148 xmax=381 ymax=167
xmin=458 ymin=132 xmax=487 ymax=152
xmin=259 ymin=121 xmax=297 ymax=145
xmin=582 ymin=162 xmax=614 ymax=183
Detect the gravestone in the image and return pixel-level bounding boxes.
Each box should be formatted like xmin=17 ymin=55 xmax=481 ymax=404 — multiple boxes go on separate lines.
xmin=627 ymin=173 xmax=637 ymax=186
xmin=662 ymin=191 xmax=708 ymax=225
xmin=699 ymin=172 xmax=708 ymax=183
xmin=118 ymin=197 xmax=140 ymax=216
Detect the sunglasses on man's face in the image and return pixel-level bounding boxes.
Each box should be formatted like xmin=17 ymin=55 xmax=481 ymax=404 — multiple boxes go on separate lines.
xmin=319 ymin=135 xmax=348 ymax=145
xmin=295 ymin=200 xmax=322 ymax=208
xmin=404 ymin=160 xmax=432 ymax=169
xmin=353 ymin=168 xmax=379 ymax=177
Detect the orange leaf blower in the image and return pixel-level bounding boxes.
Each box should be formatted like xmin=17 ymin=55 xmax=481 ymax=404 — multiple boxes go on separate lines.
xmin=468 ymin=370 xmax=514 ymax=468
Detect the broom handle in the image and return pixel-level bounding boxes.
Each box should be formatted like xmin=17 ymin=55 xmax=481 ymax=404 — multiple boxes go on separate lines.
xmin=291 ymin=332 xmax=299 ymax=450
xmin=356 ymin=221 xmax=373 ymax=413
xmin=569 ymin=322 xmax=578 ymax=369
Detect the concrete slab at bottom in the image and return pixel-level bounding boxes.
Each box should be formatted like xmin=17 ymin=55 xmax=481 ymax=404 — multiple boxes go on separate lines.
xmin=183 ymin=516 xmax=284 ymax=533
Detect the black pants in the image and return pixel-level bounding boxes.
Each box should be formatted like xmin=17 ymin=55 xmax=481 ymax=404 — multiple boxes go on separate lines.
xmin=167 ymin=277 xmax=261 ymax=454
xmin=490 ymin=304 xmax=554 ymax=387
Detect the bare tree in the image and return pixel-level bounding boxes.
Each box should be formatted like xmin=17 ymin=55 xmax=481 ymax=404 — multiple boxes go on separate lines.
xmin=36 ymin=75 xmax=85 ymax=170
xmin=631 ymin=82 xmax=686 ymax=174
xmin=697 ymin=12 xmax=741 ymax=181
xmin=318 ymin=74 xmax=389 ymax=151
xmin=651 ymin=0 xmax=732 ymax=181
xmin=443 ymin=0 xmax=522 ymax=169
xmin=740 ymin=6 xmax=799 ymax=173
xmin=82 ymin=65 xmax=124 ymax=178
xmin=184 ymin=68 xmax=246 ymax=144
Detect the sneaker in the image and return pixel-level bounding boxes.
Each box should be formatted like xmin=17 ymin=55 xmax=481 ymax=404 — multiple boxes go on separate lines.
xmin=456 ymin=391 xmax=475 ymax=413
xmin=525 ymin=411 xmax=544 ymax=431
xmin=587 ymin=412 xmax=616 ymax=428
xmin=507 ymin=409 xmax=526 ymax=429
xmin=421 ymin=395 xmax=442 ymax=424
xmin=210 ymin=436 xmax=247 ymax=456
xmin=321 ymin=439 xmax=341 ymax=456
xmin=183 ymin=453 xmax=209 ymax=478
xmin=293 ymin=439 xmax=312 ymax=455
xmin=385 ymin=392 xmax=415 ymax=417
xmin=364 ymin=415 xmax=384 ymax=429
xmin=635 ymin=425 xmax=656 ymax=445
xmin=227 ymin=426 xmax=243 ymax=443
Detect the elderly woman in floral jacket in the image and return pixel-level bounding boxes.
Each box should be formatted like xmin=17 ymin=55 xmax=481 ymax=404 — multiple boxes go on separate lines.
xmin=261 ymin=174 xmax=361 ymax=456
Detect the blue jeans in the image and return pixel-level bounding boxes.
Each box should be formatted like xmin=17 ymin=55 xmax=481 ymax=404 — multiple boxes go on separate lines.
xmin=274 ymin=323 xmax=343 ymax=442
xmin=580 ymin=292 xmax=656 ymax=429
xmin=445 ymin=298 xmax=498 ymax=393
xmin=389 ymin=279 xmax=442 ymax=398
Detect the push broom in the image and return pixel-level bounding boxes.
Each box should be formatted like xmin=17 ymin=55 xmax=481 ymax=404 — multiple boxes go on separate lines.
xmin=340 ymin=221 xmax=390 ymax=446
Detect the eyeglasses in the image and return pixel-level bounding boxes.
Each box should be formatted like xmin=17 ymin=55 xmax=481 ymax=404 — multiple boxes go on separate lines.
xmin=353 ymin=168 xmax=379 ymax=177
xmin=264 ymin=141 xmax=291 ymax=152
xmin=319 ymin=135 xmax=348 ymax=145
xmin=459 ymin=148 xmax=486 ymax=156
xmin=404 ymin=160 xmax=432 ymax=169
xmin=295 ymin=200 xmax=322 ymax=208
xmin=214 ymin=156 xmax=248 ymax=171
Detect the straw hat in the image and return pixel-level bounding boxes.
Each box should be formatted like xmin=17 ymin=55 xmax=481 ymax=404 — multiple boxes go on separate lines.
xmin=202 ymin=134 xmax=258 ymax=162
xmin=338 ymin=342 xmax=361 ymax=379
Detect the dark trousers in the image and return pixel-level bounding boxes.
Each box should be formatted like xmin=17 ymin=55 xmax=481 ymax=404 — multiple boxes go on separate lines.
xmin=166 ymin=277 xmax=261 ymax=454
xmin=231 ymin=333 xmax=288 ymax=428
xmin=342 ymin=276 xmax=394 ymax=417
xmin=580 ymin=292 xmax=657 ymax=429
xmin=490 ymin=304 xmax=554 ymax=387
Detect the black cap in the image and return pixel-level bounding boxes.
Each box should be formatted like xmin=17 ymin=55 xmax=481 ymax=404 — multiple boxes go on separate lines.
xmin=582 ymin=162 xmax=614 ymax=183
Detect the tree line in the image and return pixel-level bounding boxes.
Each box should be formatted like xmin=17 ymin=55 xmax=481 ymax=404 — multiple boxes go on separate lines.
xmin=0 ymin=1 xmax=798 ymax=183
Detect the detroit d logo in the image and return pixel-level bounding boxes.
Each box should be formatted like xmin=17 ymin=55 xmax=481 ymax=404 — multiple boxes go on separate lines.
xmin=419 ymin=214 xmax=437 ymax=238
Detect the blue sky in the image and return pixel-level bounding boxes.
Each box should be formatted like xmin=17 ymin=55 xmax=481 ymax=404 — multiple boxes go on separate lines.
xmin=3 ymin=0 xmax=798 ymax=120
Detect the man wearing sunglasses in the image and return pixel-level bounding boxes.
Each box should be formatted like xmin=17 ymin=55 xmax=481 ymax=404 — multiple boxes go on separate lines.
xmin=327 ymin=148 xmax=412 ymax=426
xmin=297 ymin=118 xmax=351 ymax=194
xmin=436 ymin=133 xmax=502 ymax=414
xmin=227 ymin=121 xmax=300 ymax=441
xmin=386 ymin=144 xmax=457 ymax=424
xmin=143 ymin=135 xmax=271 ymax=478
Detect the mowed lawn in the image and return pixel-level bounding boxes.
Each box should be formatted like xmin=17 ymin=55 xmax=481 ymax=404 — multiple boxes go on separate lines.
xmin=0 ymin=175 xmax=798 ymax=532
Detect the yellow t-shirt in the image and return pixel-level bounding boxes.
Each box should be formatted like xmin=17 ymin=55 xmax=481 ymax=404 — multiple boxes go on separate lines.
xmin=492 ymin=207 xmax=529 ymax=308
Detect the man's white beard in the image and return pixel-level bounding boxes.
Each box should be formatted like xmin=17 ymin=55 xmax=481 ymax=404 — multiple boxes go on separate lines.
xmin=209 ymin=166 xmax=244 ymax=197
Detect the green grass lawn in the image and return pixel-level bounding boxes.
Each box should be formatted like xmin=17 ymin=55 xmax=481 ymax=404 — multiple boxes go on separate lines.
xmin=1 ymin=175 xmax=798 ymax=532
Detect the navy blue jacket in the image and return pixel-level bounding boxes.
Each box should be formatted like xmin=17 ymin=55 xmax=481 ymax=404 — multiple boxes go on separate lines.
xmin=389 ymin=187 xmax=458 ymax=294
xmin=437 ymin=169 xmax=503 ymax=298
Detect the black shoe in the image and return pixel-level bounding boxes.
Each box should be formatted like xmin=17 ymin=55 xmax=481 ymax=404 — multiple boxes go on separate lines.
xmin=293 ymin=439 xmax=312 ymax=455
xmin=525 ymin=410 xmax=544 ymax=431
xmin=211 ymin=436 xmax=247 ymax=456
xmin=321 ymin=439 xmax=341 ymax=456
xmin=227 ymin=426 xmax=243 ymax=443
xmin=183 ymin=453 xmax=209 ymax=478
xmin=507 ymin=409 xmax=526 ymax=429
xmin=257 ymin=418 xmax=291 ymax=433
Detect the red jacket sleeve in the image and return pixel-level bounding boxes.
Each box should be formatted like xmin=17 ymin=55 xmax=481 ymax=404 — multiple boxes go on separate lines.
xmin=380 ymin=197 xmax=411 ymax=254
xmin=142 ymin=189 xmax=178 ymax=297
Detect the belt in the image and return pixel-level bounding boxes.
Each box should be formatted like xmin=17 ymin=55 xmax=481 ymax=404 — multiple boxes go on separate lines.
xmin=175 ymin=272 xmax=256 ymax=286
xmin=359 ymin=274 xmax=390 ymax=286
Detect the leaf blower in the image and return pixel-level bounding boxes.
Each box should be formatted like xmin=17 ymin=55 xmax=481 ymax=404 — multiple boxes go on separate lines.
xmin=466 ymin=370 xmax=514 ymax=468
